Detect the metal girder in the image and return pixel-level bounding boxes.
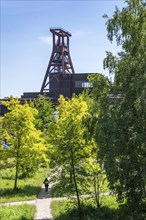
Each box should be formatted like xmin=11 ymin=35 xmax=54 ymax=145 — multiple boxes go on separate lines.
xmin=40 ymin=28 xmax=75 ymax=97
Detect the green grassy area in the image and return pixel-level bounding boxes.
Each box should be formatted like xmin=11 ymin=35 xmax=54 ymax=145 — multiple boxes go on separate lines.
xmin=0 ymin=167 xmax=49 ymax=203
xmin=0 ymin=204 xmax=35 ymax=220
xmin=51 ymin=196 xmax=119 ymax=220
xmin=51 ymin=173 xmax=110 ymax=197
xmin=51 ymin=196 xmax=146 ymax=220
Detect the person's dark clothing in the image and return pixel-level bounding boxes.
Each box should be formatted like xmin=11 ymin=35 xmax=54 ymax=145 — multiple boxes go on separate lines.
xmin=43 ymin=178 xmax=49 ymax=192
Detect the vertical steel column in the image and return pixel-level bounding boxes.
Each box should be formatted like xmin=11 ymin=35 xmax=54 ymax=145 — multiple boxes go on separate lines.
xmin=40 ymin=28 xmax=75 ymax=98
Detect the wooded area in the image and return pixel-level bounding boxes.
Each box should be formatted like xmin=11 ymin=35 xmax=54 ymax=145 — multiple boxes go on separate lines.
xmin=0 ymin=0 xmax=146 ymax=219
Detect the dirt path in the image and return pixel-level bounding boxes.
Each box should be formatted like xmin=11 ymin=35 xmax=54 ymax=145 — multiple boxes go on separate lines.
xmin=34 ymin=185 xmax=54 ymax=220
xmin=0 ymin=200 xmax=36 ymax=206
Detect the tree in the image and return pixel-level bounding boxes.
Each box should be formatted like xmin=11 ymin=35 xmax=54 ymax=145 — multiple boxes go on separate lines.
xmin=48 ymin=94 xmax=92 ymax=214
xmin=91 ymin=0 xmax=146 ymax=218
xmin=81 ymin=85 xmax=109 ymax=209
xmin=30 ymin=95 xmax=55 ymax=133
xmin=1 ymin=98 xmax=48 ymax=189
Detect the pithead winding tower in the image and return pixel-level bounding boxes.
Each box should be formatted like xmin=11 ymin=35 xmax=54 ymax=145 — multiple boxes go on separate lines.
xmin=0 ymin=27 xmax=119 ymax=116
xmin=40 ymin=28 xmax=75 ymax=99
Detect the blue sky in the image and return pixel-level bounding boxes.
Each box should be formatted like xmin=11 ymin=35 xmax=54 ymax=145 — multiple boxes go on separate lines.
xmin=1 ymin=0 xmax=125 ymax=98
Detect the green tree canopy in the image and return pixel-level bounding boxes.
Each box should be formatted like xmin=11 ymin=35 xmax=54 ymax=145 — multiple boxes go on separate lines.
xmin=48 ymin=94 xmax=93 ymax=213
xmin=30 ymin=95 xmax=55 ymax=133
xmin=0 ymin=98 xmax=48 ymax=189
xmin=91 ymin=0 xmax=146 ymax=218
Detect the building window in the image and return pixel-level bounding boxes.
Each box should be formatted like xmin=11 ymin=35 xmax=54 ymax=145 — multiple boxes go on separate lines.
xmin=75 ymin=81 xmax=92 ymax=88
xmin=82 ymin=82 xmax=92 ymax=88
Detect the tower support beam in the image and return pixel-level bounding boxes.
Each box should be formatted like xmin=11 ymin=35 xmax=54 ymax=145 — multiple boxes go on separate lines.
xmin=40 ymin=28 xmax=75 ymax=98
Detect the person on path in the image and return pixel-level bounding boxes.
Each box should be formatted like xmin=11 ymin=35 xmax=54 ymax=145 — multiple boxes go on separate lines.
xmin=43 ymin=177 xmax=49 ymax=192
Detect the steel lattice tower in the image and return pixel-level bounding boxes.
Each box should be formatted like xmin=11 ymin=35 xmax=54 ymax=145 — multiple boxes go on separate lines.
xmin=40 ymin=28 xmax=75 ymax=97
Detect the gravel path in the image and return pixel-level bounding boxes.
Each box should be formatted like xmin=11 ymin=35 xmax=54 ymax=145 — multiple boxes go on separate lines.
xmin=0 ymin=200 xmax=36 ymax=206
xmin=34 ymin=185 xmax=54 ymax=220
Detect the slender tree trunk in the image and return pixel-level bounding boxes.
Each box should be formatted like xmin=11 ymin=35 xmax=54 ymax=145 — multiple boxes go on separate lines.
xmin=14 ymin=138 xmax=20 ymax=190
xmin=70 ymin=148 xmax=81 ymax=213
xmin=142 ymin=158 xmax=146 ymax=197
xmin=94 ymin=176 xmax=100 ymax=208
xmin=69 ymin=166 xmax=73 ymax=184
xmin=14 ymin=154 xmax=19 ymax=190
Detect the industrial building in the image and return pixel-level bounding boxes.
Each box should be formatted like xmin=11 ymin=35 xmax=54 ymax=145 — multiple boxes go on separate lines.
xmin=0 ymin=28 xmax=93 ymax=115
xmin=21 ymin=28 xmax=93 ymax=101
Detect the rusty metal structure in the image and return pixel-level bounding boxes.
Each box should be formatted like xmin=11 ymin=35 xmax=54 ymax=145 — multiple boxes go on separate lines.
xmin=0 ymin=28 xmax=93 ymax=115
xmin=40 ymin=28 xmax=75 ymax=98
xmin=0 ymin=27 xmax=123 ymax=116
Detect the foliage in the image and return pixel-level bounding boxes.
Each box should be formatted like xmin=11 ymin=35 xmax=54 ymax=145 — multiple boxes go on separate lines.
xmin=52 ymin=197 xmax=145 ymax=219
xmin=51 ymin=196 xmax=129 ymax=220
xmin=51 ymin=172 xmax=109 ymax=199
xmin=90 ymin=0 xmax=146 ymax=218
xmin=29 ymin=95 xmax=55 ymax=133
xmin=0 ymin=204 xmax=35 ymax=220
xmin=48 ymin=94 xmax=93 ymax=212
xmin=0 ymin=98 xmax=48 ymax=189
xmin=81 ymin=156 xmax=105 ymax=208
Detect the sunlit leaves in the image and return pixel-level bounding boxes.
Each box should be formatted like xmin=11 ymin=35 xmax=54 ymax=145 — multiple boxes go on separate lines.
xmin=48 ymin=94 xmax=93 ymax=210
xmin=30 ymin=95 xmax=55 ymax=132
xmin=1 ymin=98 xmax=48 ymax=189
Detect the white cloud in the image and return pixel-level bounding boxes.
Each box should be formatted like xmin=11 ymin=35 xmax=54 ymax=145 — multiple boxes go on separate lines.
xmin=39 ymin=36 xmax=52 ymax=45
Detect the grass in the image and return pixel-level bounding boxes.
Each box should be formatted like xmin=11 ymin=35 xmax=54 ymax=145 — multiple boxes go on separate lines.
xmin=51 ymin=173 xmax=110 ymax=197
xmin=0 ymin=204 xmax=35 ymax=220
xmin=51 ymin=196 xmax=146 ymax=220
xmin=51 ymin=196 xmax=119 ymax=220
xmin=0 ymin=166 xmax=49 ymax=203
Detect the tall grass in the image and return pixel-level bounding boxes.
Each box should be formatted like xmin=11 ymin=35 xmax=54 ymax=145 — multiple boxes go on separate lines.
xmin=0 ymin=204 xmax=35 ymax=220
